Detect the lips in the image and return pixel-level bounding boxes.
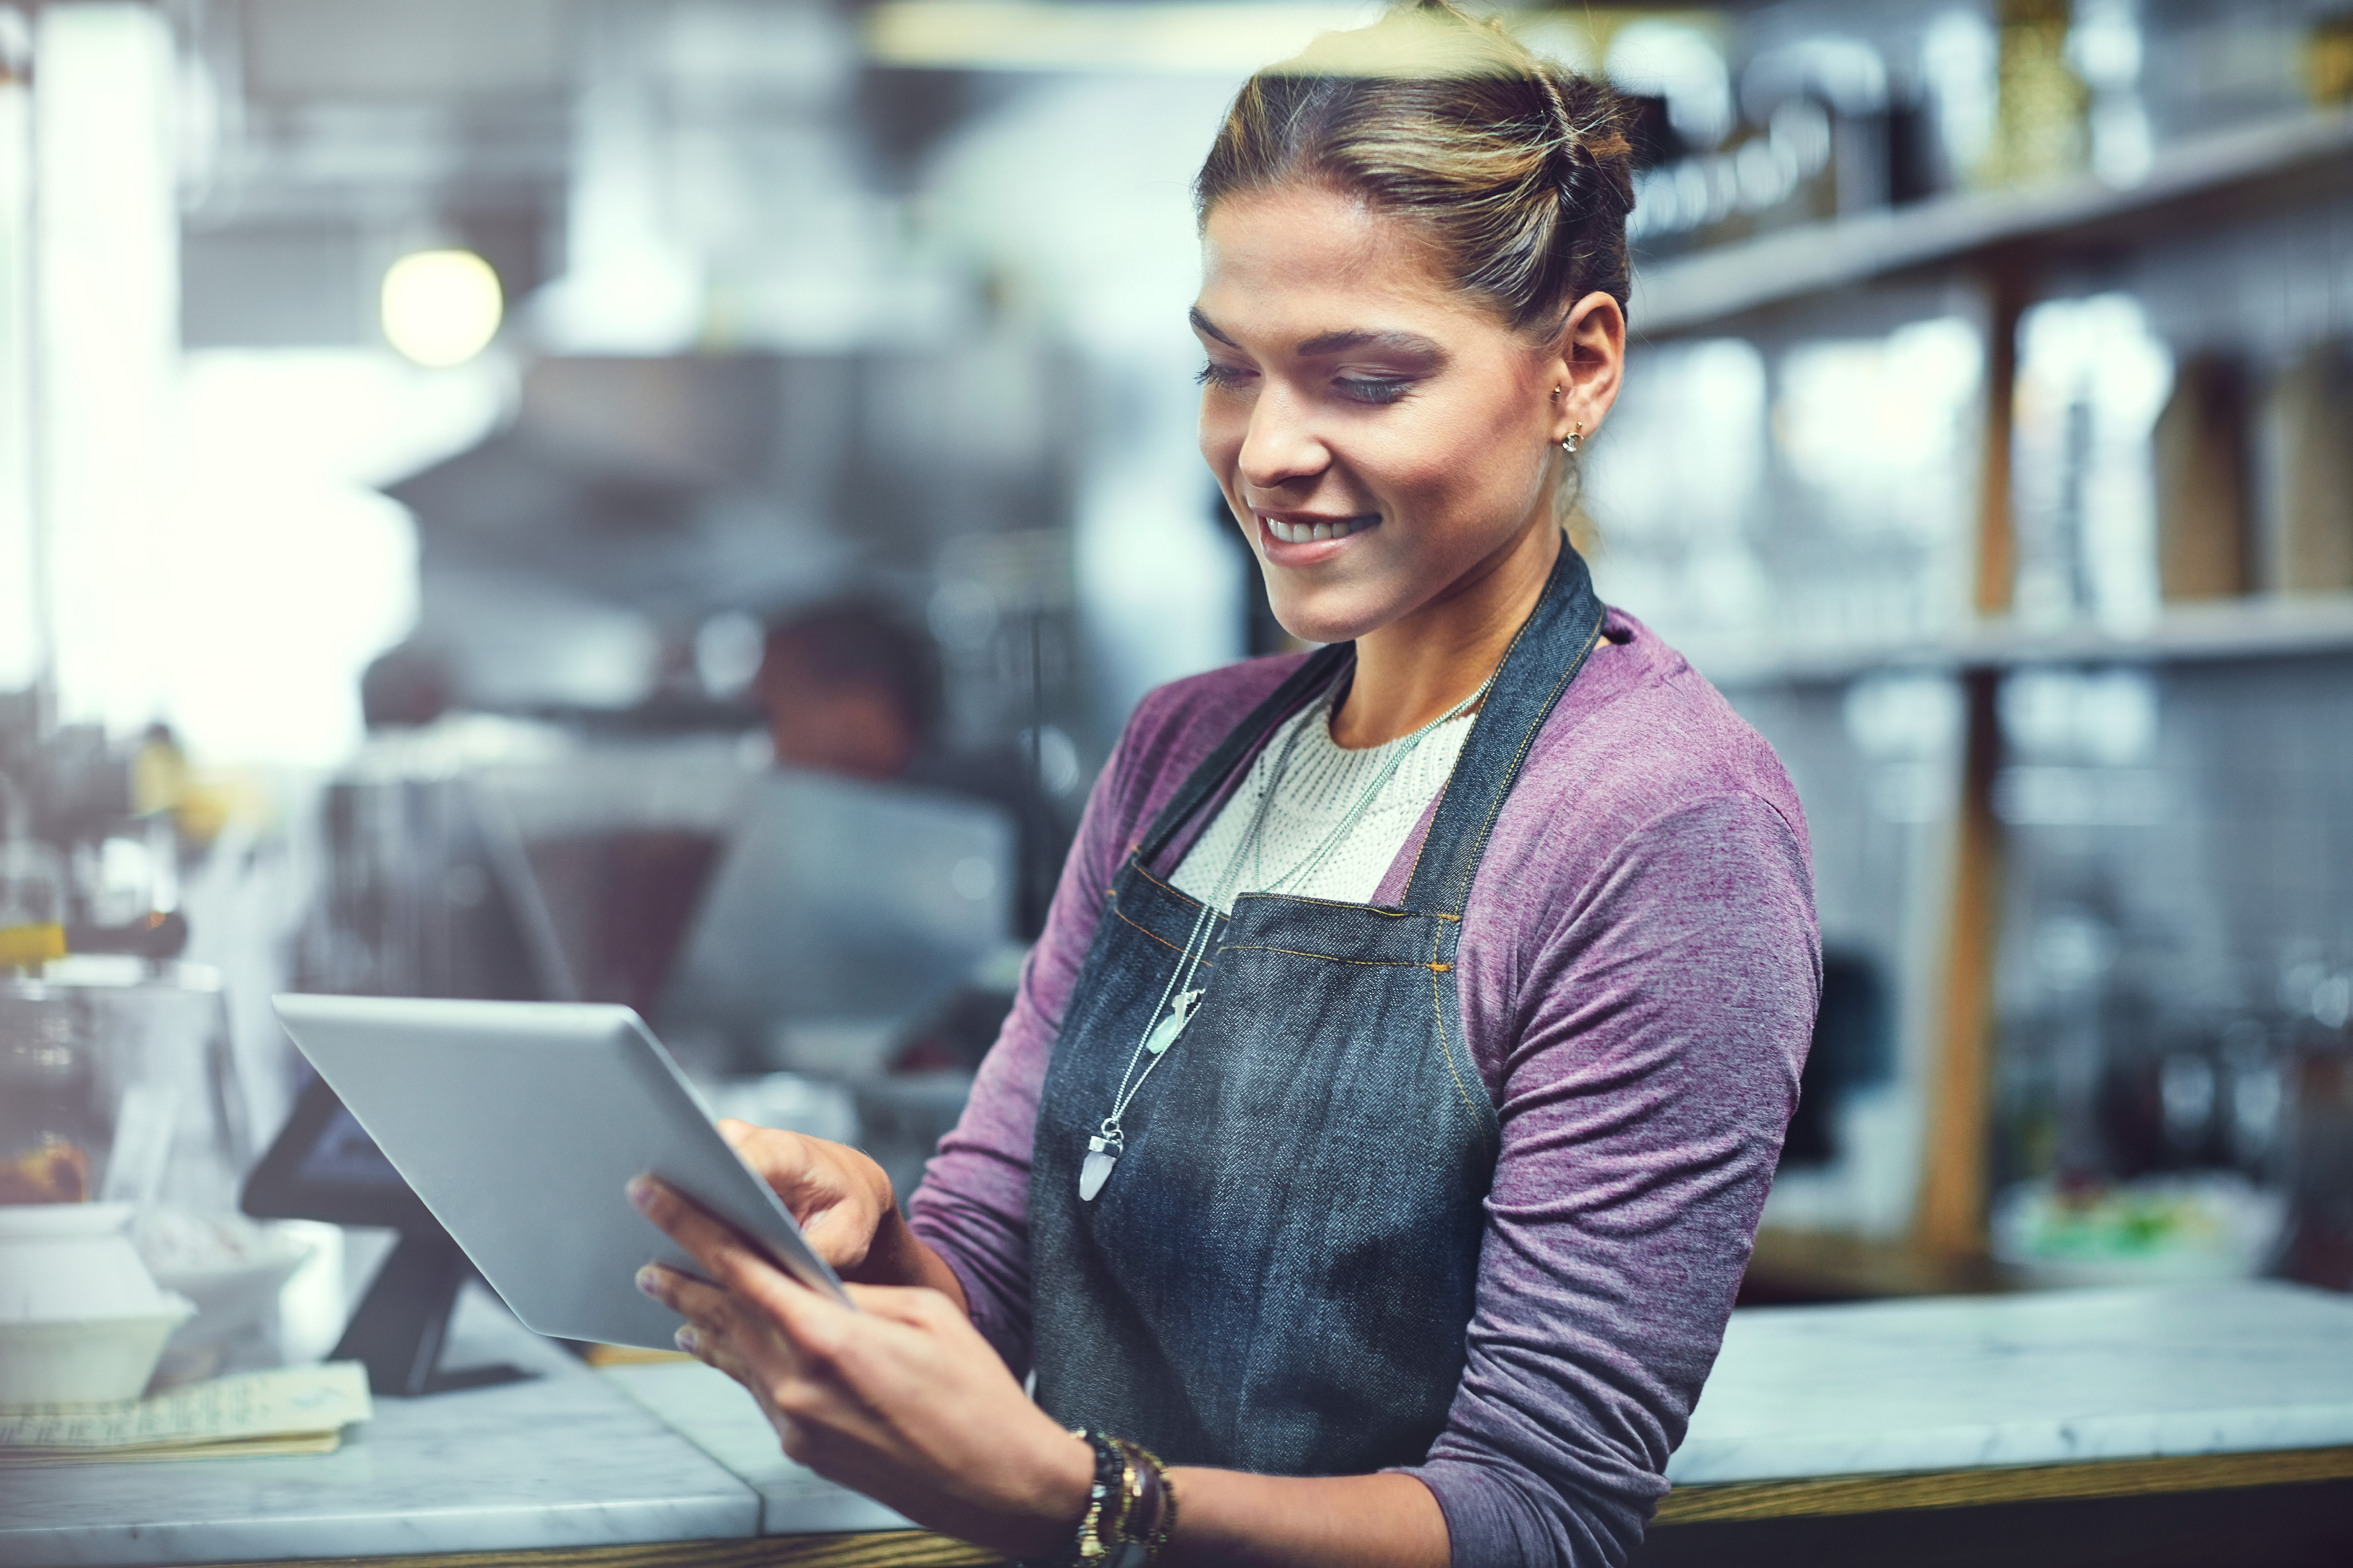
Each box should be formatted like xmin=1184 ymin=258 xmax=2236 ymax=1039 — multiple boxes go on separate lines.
xmin=1261 ymin=513 xmax=1378 ymax=544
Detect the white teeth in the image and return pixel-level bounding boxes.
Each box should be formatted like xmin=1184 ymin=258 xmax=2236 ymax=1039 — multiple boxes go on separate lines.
xmin=1266 ymin=515 xmax=1373 ymax=544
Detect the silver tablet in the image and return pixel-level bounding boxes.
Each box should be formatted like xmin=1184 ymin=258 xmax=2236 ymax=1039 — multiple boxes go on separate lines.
xmin=272 ymin=993 xmax=849 ymax=1349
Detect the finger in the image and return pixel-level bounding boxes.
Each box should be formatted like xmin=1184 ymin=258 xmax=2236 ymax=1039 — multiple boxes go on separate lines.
xmin=638 ymin=1263 xmax=795 ymax=1396
xmin=630 ymin=1177 xmax=856 ymax=1353
xmin=635 ymin=1261 xmax=735 ymax=1329
xmin=718 ymin=1122 xmax=819 ymax=1192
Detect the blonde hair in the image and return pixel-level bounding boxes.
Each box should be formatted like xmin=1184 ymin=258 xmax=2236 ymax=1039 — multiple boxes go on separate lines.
xmin=1193 ymin=0 xmax=1636 ymax=337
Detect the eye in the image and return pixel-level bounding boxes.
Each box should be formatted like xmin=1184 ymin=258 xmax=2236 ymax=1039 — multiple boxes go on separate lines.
xmin=1335 ymin=376 xmax=1415 ymax=406
xmin=1196 ymin=362 xmax=1255 ymax=391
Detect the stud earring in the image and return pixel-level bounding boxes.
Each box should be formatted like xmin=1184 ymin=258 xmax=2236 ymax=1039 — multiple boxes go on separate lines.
xmin=1561 ymin=420 xmax=1583 ymax=455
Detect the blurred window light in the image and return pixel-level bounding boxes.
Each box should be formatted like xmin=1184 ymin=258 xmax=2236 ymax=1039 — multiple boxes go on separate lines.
xmin=1998 ymin=668 xmax=2159 ymax=766
xmin=1843 ymin=673 xmax=1964 ymax=763
xmin=864 ymin=3 xmax=1378 ymax=74
xmin=1606 ymin=19 xmax=1734 ymax=150
xmin=695 ymin=610 xmax=766 ymax=700
xmin=0 ymin=12 xmax=32 ymax=691
xmin=1018 ymin=724 xmax=1082 ymax=797
xmin=1777 ymin=318 xmax=1982 ymax=542
xmin=1580 ymin=337 xmax=1771 ymax=651
xmin=1739 ymin=36 xmax=1888 ymax=124
xmin=36 ymin=1 xmax=177 ymax=740
xmin=1992 ymin=765 xmax=2166 ymax=827
xmin=381 ymin=250 xmax=504 ymax=367
xmin=1921 ymin=9 xmax=1997 ymax=181
xmin=2011 ymin=293 xmax=2171 ymax=630
xmin=1509 ymin=15 xmax=1599 ymax=76
xmin=2071 ymin=0 xmax=2153 ymax=188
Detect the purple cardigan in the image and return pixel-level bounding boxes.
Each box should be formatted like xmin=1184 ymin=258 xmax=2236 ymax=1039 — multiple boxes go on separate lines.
xmin=907 ymin=608 xmax=1819 ymax=1567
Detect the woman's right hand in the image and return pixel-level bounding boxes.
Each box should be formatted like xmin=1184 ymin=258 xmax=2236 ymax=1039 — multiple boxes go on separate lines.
xmin=715 ymin=1121 xmax=966 ymax=1307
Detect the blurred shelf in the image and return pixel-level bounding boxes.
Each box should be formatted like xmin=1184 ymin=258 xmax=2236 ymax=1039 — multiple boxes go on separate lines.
xmin=1698 ymin=591 xmax=2353 ymax=690
xmin=1633 ymin=108 xmax=2353 ymax=339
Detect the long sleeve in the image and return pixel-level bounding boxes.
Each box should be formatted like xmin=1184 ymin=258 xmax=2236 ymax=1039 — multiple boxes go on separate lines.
xmin=1404 ymin=791 xmax=1818 ymax=1566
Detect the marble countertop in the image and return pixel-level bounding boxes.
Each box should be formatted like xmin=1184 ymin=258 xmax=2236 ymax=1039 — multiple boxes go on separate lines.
xmin=0 ymin=1289 xmax=760 ymax=1568
xmin=1668 ymin=1279 xmax=2353 ymax=1486
xmin=601 ymin=1361 xmax=913 ymax=1535
xmin=10 ymin=1278 xmax=2352 ymax=1564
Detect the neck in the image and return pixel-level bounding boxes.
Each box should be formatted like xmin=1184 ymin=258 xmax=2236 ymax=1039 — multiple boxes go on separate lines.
xmin=1329 ymin=517 xmax=1561 ymax=750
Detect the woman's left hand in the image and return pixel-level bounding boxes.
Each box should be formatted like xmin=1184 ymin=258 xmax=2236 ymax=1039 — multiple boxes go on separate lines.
xmin=628 ymin=1175 xmax=1093 ymax=1559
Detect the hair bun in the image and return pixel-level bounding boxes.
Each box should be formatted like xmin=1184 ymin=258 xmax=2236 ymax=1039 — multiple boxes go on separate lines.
xmin=1198 ymin=0 xmax=1634 ymax=328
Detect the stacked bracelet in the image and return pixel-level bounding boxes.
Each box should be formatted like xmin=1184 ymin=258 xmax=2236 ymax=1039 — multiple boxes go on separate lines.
xmin=1031 ymin=1429 xmax=1176 ymax=1568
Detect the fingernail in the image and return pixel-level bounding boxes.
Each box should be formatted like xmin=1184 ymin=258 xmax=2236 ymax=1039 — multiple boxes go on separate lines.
xmin=675 ymin=1326 xmax=700 ymax=1354
xmin=636 ymin=1266 xmax=662 ymax=1297
xmin=628 ymin=1177 xmax=657 ymax=1211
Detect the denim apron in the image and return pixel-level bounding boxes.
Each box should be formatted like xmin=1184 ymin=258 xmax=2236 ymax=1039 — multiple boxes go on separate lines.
xmin=1028 ymin=541 xmax=1606 ymax=1476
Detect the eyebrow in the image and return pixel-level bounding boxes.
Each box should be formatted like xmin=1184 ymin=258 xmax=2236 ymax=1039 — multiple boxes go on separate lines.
xmin=1188 ymin=306 xmax=1443 ymax=361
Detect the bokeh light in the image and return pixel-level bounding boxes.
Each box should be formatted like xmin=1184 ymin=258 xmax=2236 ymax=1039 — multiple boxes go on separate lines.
xmin=379 ymin=249 xmax=504 ymax=367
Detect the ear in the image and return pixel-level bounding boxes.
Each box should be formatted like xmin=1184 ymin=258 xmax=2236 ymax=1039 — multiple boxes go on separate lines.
xmin=1544 ymin=290 xmax=1626 ymax=446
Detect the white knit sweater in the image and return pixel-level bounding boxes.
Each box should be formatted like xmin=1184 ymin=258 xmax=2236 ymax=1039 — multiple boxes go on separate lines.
xmin=1169 ymin=698 xmax=1474 ymax=913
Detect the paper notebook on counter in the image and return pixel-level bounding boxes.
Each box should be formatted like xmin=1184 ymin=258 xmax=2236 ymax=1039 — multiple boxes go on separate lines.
xmin=0 ymin=1361 xmax=372 ymax=1464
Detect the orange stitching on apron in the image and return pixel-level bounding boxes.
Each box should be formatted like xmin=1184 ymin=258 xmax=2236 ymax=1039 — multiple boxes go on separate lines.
xmin=1111 ymin=905 xmax=1215 ymax=965
xmin=1127 ymin=857 xmax=1210 ymax=913
xmin=1428 ymin=923 xmax=1484 ymax=1124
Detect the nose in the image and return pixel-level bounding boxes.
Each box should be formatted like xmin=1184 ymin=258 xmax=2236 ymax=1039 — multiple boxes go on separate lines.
xmin=1236 ymin=383 xmax=1330 ymax=494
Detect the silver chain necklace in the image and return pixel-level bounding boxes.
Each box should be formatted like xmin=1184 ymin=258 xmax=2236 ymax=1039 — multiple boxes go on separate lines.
xmin=1079 ymin=673 xmax=1492 ymax=1201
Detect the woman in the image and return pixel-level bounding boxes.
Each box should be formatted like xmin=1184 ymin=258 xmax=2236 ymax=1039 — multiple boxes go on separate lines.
xmin=629 ymin=5 xmax=1818 ymax=1564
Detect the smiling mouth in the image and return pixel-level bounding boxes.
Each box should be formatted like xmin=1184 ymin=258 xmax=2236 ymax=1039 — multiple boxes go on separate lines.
xmin=1262 ymin=514 xmax=1378 ymax=544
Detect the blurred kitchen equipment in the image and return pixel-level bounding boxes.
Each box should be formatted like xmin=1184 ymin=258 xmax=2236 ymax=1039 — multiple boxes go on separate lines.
xmin=296 ymin=733 xmax=746 ymax=1015
xmin=2282 ymin=1045 xmax=2353 ymax=1290
xmin=1991 ymin=1172 xmax=2288 ymax=1288
xmin=0 ymin=1202 xmax=194 ymax=1405
xmin=0 ymin=810 xmax=68 ymax=971
xmin=136 ymin=1209 xmax=312 ymax=1384
xmin=2155 ymin=354 xmax=2253 ymax=600
xmin=0 ymin=959 xmax=251 ymax=1218
xmin=2261 ymin=339 xmax=2353 ymax=593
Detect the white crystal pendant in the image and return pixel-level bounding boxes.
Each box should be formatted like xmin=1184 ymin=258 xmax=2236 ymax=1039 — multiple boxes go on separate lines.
xmin=1144 ymin=989 xmax=1204 ymax=1056
xmin=1079 ymin=1135 xmax=1118 ymax=1202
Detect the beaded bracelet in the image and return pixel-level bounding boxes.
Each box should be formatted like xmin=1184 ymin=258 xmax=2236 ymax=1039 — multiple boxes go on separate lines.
xmin=1075 ymin=1428 xmax=1126 ymax=1563
xmin=1111 ymin=1437 xmax=1177 ymax=1562
xmin=1028 ymin=1429 xmax=1173 ymax=1568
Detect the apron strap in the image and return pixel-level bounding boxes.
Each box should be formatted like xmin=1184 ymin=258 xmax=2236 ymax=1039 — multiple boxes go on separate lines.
xmin=1135 ymin=643 xmax=1353 ymax=867
xmin=1400 ymin=541 xmax=1607 ymax=917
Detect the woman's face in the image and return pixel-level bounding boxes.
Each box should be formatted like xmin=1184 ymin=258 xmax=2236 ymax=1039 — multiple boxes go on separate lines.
xmin=1194 ymin=184 xmax=1602 ymax=646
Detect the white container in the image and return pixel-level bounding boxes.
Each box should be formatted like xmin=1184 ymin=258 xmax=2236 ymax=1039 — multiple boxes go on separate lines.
xmin=0 ymin=1203 xmax=194 ymax=1405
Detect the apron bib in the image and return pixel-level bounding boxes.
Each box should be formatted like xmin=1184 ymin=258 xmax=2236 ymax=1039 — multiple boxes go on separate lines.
xmin=1029 ymin=542 xmax=1605 ymax=1475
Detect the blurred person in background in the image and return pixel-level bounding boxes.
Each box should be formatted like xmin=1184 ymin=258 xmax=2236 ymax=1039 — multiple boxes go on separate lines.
xmin=754 ymin=595 xmax=1067 ymax=943
xmin=634 ymin=5 xmax=1818 ymax=1565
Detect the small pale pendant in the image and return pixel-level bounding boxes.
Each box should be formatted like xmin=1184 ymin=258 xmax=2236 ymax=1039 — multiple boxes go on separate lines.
xmin=1079 ymin=1135 xmax=1117 ymax=1202
xmin=1144 ymin=989 xmax=1204 ymax=1057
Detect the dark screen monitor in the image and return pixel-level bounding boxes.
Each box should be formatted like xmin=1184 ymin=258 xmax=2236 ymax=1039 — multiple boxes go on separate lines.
xmin=245 ymin=1071 xmax=440 ymax=1231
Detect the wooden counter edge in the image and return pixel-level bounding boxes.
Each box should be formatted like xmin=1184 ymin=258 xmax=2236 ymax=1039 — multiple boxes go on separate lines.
xmin=175 ymin=1533 xmax=1000 ymax=1568
xmin=1653 ymin=1444 xmax=2353 ymax=1524
xmin=155 ymin=1447 xmax=2353 ymax=1563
